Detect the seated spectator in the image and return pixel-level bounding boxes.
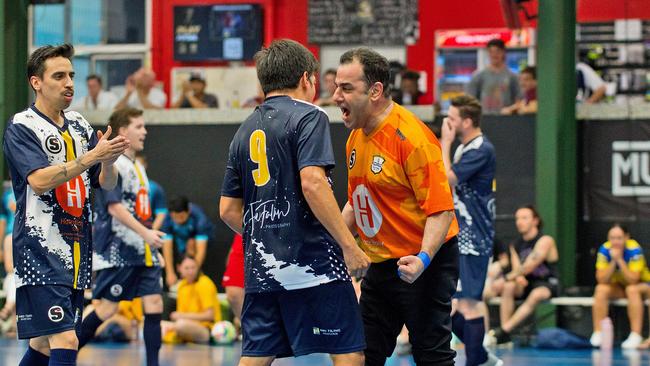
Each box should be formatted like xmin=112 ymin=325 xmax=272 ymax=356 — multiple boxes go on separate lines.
xmin=135 ymin=153 xmax=168 ymax=231
xmin=82 ymin=298 xmax=143 ymax=343
xmin=115 ymin=68 xmax=167 ymax=109
xmin=171 ymin=74 xmax=218 ymax=109
xmin=466 ymin=38 xmax=520 ymax=114
xmin=400 ymin=70 xmax=425 ymax=105
xmin=576 ymin=62 xmax=606 ymax=104
xmin=242 ymin=83 xmax=265 ymax=108
xmin=488 ymin=205 xmax=559 ymax=345
xmin=161 ymin=196 xmax=213 ymax=287
xmin=161 ymin=255 xmax=221 ymax=344
xmin=70 ymin=74 xmax=118 ymax=111
xmin=314 ymin=69 xmax=337 ymax=106
xmin=590 ymin=223 xmax=648 ymax=349
xmin=501 ymin=66 xmax=537 ymax=115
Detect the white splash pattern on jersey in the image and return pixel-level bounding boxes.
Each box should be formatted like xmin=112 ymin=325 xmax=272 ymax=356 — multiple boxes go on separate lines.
xmin=252 ymin=238 xmax=334 ymax=290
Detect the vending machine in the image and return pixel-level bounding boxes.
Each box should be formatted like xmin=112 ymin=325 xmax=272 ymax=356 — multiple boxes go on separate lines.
xmin=435 ymin=28 xmax=536 ymax=111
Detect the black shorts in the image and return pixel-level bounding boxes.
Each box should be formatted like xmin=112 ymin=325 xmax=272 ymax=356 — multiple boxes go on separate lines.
xmin=93 ymin=266 xmax=162 ymax=302
xmin=521 ymin=277 xmax=560 ymax=299
xmin=241 ymin=280 xmax=365 ymax=358
xmin=16 ymin=285 xmax=84 ymax=340
xmin=360 ymin=237 xmax=459 ymax=366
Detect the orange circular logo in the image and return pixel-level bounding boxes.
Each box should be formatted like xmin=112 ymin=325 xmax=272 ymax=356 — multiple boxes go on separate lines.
xmin=55 ymin=176 xmax=86 ymax=217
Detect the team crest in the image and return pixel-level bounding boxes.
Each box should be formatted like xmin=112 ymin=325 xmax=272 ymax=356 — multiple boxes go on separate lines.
xmin=110 ymin=284 xmax=123 ymax=297
xmin=349 ymin=149 xmax=356 ymax=169
xmin=370 ymin=155 xmax=385 ymax=174
xmin=45 ymin=135 xmax=62 ymax=154
xmin=48 ymin=306 xmax=64 ymax=322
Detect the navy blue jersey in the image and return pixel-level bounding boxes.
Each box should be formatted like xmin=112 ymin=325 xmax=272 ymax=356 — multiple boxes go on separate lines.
xmin=452 ymin=135 xmax=496 ymax=257
xmin=3 ymin=105 xmax=101 ymax=289
xmin=93 ymin=155 xmax=159 ymax=270
xmin=149 ymin=180 xmax=168 ymax=217
xmin=161 ymin=203 xmax=213 ymax=254
xmin=221 ymin=96 xmax=350 ymax=293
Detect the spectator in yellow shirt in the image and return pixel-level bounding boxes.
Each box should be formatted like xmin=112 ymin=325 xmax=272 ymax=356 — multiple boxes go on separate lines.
xmin=162 ymin=255 xmax=221 ymax=344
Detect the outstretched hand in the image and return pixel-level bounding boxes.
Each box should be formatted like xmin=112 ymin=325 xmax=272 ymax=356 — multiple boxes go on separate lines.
xmin=94 ymin=126 xmax=129 ymax=165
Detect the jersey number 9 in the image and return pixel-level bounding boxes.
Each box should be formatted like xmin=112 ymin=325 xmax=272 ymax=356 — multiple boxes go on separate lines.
xmin=250 ymin=130 xmax=270 ymax=186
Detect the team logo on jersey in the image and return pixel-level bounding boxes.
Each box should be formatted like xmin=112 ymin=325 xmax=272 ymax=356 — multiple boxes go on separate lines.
xmin=55 ymin=175 xmax=86 ymax=217
xmin=370 ymin=155 xmax=385 ymax=174
xmin=110 ymin=284 xmax=123 ymax=297
xmin=352 ymin=184 xmax=382 ymax=238
xmin=45 ymin=135 xmax=63 ymax=154
xmin=48 ymin=306 xmax=64 ymax=322
xmin=135 ymin=188 xmax=152 ymax=221
xmin=349 ymin=149 xmax=356 ymax=169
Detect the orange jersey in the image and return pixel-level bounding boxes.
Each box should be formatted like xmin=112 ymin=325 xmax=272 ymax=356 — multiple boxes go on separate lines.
xmin=346 ymin=103 xmax=459 ymax=262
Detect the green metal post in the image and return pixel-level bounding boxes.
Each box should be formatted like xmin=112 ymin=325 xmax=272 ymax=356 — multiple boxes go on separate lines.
xmin=536 ymin=1 xmax=577 ymax=287
xmin=0 ymin=0 xmax=29 ymax=178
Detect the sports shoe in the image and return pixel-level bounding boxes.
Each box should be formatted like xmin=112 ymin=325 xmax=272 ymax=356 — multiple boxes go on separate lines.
xmin=479 ymin=351 xmax=504 ymax=366
xmin=490 ymin=327 xmax=512 ymax=345
xmin=590 ymin=331 xmax=601 ymax=347
xmin=622 ymin=332 xmax=643 ymax=349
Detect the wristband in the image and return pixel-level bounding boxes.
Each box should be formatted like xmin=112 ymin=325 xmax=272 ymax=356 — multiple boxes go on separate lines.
xmin=417 ymin=252 xmax=431 ymax=269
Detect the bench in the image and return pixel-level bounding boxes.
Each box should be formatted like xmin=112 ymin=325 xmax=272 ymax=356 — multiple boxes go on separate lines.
xmin=487 ymin=296 xmax=649 ymax=307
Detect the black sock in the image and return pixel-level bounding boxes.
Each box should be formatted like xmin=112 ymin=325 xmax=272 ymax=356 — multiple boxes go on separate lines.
xmin=19 ymin=346 xmax=49 ymax=366
xmin=48 ymin=349 xmax=77 ymax=366
xmin=144 ymin=313 xmax=162 ymax=366
xmin=78 ymin=311 xmax=103 ymax=349
xmin=464 ymin=317 xmax=488 ymax=366
xmin=451 ymin=312 xmax=466 ymax=342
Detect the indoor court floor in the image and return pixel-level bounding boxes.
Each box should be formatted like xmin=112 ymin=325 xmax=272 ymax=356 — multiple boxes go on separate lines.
xmin=0 ymin=339 xmax=647 ymax=366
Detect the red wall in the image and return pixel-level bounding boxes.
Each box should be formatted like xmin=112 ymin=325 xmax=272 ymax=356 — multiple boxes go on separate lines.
xmin=152 ymin=0 xmax=649 ymax=105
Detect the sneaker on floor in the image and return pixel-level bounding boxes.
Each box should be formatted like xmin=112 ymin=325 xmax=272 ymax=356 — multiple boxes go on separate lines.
xmin=483 ymin=332 xmax=496 ymax=348
xmin=490 ymin=327 xmax=512 ymax=345
xmin=622 ymin=332 xmax=643 ymax=349
xmin=590 ymin=331 xmax=601 ymax=347
xmin=479 ymin=351 xmax=504 ymax=366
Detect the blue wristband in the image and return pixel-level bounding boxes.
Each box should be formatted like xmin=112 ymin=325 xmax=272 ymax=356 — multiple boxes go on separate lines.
xmin=417 ymin=252 xmax=431 ymax=269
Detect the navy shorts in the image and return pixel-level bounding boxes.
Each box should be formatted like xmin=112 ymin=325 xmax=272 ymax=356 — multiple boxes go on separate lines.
xmin=93 ymin=266 xmax=162 ymax=301
xmin=454 ymin=254 xmax=490 ymax=301
xmin=16 ymin=285 xmax=84 ymax=340
xmin=241 ymin=280 xmax=365 ymax=358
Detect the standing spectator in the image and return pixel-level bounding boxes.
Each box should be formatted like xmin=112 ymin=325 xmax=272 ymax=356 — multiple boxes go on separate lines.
xmin=576 ymin=62 xmax=606 ymax=103
xmin=466 ymin=39 xmax=520 ymax=114
xmin=171 ymin=74 xmax=218 ymax=109
xmin=161 ymin=196 xmax=213 ymax=287
xmin=161 ymin=255 xmax=221 ymax=344
xmin=336 ymin=47 xmax=459 ymax=366
xmin=501 ymin=66 xmax=537 ymax=115
xmin=440 ymin=94 xmax=499 ymax=366
xmin=400 ymin=70 xmax=425 ymax=105
xmin=488 ymin=205 xmax=559 ymax=345
xmin=70 ymin=74 xmax=118 ymax=111
xmin=77 ymin=108 xmax=166 ymax=366
xmin=315 ymin=69 xmax=337 ymax=106
xmin=590 ymin=223 xmax=648 ymax=349
xmin=220 ymin=39 xmax=369 ymax=366
xmin=3 ymin=43 xmax=127 ymax=365
xmin=115 ymin=68 xmax=167 ymax=109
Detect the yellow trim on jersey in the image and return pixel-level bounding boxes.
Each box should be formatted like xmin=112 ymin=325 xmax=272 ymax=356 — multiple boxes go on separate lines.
xmin=62 ymin=129 xmax=82 ymax=287
xmin=61 ymin=130 xmax=76 ymax=162
xmin=73 ymin=241 xmax=80 ymax=289
xmin=134 ymin=162 xmax=153 ymax=267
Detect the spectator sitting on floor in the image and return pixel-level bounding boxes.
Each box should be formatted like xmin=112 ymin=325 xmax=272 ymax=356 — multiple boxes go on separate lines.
xmin=590 ymin=223 xmax=649 ymax=349
xmin=171 ymin=74 xmax=218 ymax=109
xmin=488 ymin=205 xmax=559 ymax=345
xmin=501 ymin=66 xmax=537 ymax=115
xmin=161 ymin=255 xmax=221 ymax=344
xmin=82 ymin=298 xmax=143 ymax=343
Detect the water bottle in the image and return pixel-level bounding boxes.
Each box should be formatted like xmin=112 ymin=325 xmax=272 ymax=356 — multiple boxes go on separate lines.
xmin=600 ymin=317 xmax=614 ymax=351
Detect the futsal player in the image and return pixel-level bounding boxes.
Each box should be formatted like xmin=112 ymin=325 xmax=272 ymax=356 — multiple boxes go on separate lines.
xmin=3 ymin=43 xmax=128 ymax=366
xmin=77 ymin=108 xmax=165 ymax=366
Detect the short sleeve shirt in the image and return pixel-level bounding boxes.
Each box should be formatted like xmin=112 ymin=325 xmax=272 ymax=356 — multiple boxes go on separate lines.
xmin=596 ymin=239 xmax=650 ymax=284
xmin=177 ymin=274 xmax=221 ymax=327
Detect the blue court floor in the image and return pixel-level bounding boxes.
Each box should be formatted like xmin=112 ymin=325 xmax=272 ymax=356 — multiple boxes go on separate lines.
xmin=0 ymin=338 xmax=647 ymax=365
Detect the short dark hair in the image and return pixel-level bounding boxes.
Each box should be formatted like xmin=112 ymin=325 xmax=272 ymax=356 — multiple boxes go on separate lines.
xmin=521 ymin=66 xmax=536 ymax=79
xmin=254 ymin=39 xmax=319 ymax=95
xmin=516 ymin=204 xmax=543 ymax=230
xmin=486 ymin=38 xmax=506 ymax=50
xmin=340 ymin=47 xmax=391 ymax=97
xmin=609 ymin=223 xmax=629 ymax=236
xmin=168 ymin=196 xmax=190 ymax=213
xmin=86 ymin=74 xmax=102 ymax=84
xmin=323 ymin=68 xmax=336 ymax=77
xmin=450 ymin=94 xmax=482 ymax=127
xmin=401 ymin=70 xmax=420 ymax=81
xmin=27 ymin=43 xmax=74 ymax=87
xmin=108 ymin=107 xmax=143 ymax=136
